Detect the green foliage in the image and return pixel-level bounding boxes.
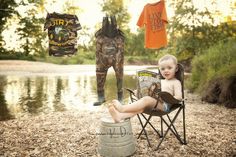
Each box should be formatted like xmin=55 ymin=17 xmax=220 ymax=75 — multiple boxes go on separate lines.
xmin=126 ymin=29 xmax=145 ymax=56
xmin=40 ymin=49 xmax=95 ymax=65
xmin=62 ymin=0 xmax=81 ymax=15
xmin=16 ymin=0 xmax=47 ymax=56
xmin=186 ymin=37 xmax=236 ymax=92
xmin=0 ymin=53 xmax=35 ymax=61
xmin=168 ymin=0 xmax=236 ymax=61
xmin=0 ymin=0 xmax=17 ymax=32
xmin=100 ymin=0 xmax=130 ymax=30
xmin=125 ymin=55 xmax=156 ymax=65
xmin=0 ymin=0 xmax=17 ymax=53
xmin=168 ymin=0 xmax=213 ymax=57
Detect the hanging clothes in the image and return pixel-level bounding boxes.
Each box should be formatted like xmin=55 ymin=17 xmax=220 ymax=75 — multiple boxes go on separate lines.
xmin=137 ymin=0 xmax=168 ymax=49
xmin=44 ymin=12 xmax=81 ymax=56
xmin=94 ymin=16 xmax=125 ymax=106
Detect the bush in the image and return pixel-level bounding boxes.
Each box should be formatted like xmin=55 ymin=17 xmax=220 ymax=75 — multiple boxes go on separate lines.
xmin=187 ymin=38 xmax=236 ymax=107
xmin=38 ymin=49 xmax=95 ymax=65
xmin=0 ymin=53 xmax=35 ymax=61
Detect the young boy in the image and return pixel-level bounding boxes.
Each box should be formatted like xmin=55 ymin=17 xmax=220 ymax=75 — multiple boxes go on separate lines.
xmin=108 ymin=54 xmax=182 ymax=123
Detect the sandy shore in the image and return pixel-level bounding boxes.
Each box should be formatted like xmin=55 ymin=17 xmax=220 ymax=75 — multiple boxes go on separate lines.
xmin=0 ymin=60 xmax=155 ymax=75
xmin=0 ymin=60 xmax=235 ymax=156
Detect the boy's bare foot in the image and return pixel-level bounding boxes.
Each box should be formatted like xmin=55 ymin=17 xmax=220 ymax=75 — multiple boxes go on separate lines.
xmin=108 ymin=106 xmax=122 ymax=123
xmin=112 ymin=100 xmax=124 ymax=112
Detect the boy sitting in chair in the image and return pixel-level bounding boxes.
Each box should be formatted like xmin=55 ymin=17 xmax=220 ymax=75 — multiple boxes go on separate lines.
xmin=108 ymin=54 xmax=182 ymax=123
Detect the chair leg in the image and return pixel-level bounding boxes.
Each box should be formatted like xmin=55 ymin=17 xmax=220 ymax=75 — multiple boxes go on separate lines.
xmin=155 ymin=108 xmax=184 ymax=150
xmin=137 ymin=114 xmax=151 ymax=146
xmin=167 ymin=115 xmax=179 ymax=136
xmin=161 ymin=117 xmax=163 ymax=137
xmin=139 ymin=113 xmax=161 ymax=137
xmin=162 ymin=114 xmax=183 ymax=144
xmin=137 ymin=112 xmax=163 ymax=147
xmin=183 ymin=105 xmax=187 ymax=144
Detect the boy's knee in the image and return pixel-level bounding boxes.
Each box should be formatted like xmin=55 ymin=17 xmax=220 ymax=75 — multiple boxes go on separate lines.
xmin=141 ymin=96 xmax=157 ymax=105
xmin=139 ymin=108 xmax=144 ymax=113
xmin=142 ymin=96 xmax=152 ymax=102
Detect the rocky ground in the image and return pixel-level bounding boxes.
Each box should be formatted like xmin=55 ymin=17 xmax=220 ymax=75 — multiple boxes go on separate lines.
xmin=0 ymin=61 xmax=235 ymax=157
xmin=0 ymin=92 xmax=235 ymax=157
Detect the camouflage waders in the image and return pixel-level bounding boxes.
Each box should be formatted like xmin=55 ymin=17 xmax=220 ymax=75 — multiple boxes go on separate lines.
xmin=94 ymin=16 xmax=125 ymax=106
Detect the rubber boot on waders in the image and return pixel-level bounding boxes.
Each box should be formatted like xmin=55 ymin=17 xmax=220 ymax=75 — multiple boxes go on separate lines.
xmin=93 ymin=91 xmax=106 ymax=106
xmin=118 ymin=91 xmax=123 ymax=104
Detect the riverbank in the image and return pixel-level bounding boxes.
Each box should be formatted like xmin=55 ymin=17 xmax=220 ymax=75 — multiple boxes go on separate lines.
xmin=0 ymin=60 xmax=156 ymax=75
xmin=0 ymin=60 xmax=235 ymax=156
xmin=0 ymin=92 xmax=235 ymax=156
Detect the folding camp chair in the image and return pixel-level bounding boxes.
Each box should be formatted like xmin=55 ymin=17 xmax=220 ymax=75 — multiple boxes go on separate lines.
xmin=126 ymin=63 xmax=187 ymax=150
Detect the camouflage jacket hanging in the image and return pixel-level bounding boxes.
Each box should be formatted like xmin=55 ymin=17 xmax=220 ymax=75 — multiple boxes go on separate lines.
xmin=44 ymin=12 xmax=81 ymax=56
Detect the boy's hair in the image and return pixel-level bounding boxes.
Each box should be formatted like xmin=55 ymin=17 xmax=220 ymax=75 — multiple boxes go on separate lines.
xmin=158 ymin=54 xmax=178 ymax=65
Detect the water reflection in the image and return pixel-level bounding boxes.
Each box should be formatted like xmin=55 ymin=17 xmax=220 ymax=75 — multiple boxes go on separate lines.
xmin=0 ymin=76 xmax=14 ymax=120
xmin=0 ymin=74 xmax=136 ymax=120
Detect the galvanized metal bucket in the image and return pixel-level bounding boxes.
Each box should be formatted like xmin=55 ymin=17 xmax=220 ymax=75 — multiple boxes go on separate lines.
xmin=98 ymin=117 xmax=136 ymax=157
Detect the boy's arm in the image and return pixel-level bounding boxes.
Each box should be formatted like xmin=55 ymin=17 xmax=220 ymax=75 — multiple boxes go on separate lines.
xmin=158 ymin=91 xmax=181 ymax=104
xmin=173 ymin=80 xmax=182 ymax=101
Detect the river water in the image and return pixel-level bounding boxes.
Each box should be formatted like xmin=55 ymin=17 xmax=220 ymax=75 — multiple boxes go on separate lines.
xmin=0 ymin=65 xmax=157 ymax=120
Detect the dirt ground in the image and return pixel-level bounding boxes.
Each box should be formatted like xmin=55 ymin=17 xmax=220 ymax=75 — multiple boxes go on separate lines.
xmin=0 ymin=61 xmax=235 ymax=157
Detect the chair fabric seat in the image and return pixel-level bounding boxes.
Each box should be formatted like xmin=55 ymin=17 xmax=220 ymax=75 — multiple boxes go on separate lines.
xmin=144 ymin=103 xmax=182 ymax=116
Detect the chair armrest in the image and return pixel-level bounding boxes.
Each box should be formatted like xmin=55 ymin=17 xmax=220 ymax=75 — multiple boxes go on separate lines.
xmin=158 ymin=91 xmax=181 ymax=104
xmin=125 ymin=88 xmax=135 ymax=95
xmin=125 ymin=88 xmax=138 ymax=102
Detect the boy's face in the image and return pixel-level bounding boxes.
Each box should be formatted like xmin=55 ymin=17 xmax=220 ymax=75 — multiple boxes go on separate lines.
xmin=159 ymin=59 xmax=177 ymax=80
